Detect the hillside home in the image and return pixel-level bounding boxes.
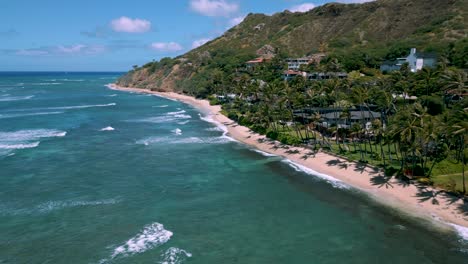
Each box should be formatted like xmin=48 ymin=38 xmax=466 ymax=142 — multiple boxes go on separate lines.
xmin=246 ymin=57 xmax=266 ymax=70
xmin=380 ymin=48 xmax=437 ymax=73
xmin=286 ymin=53 xmax=326 ymax=71
xmin=307 ymin=72 xmax=347 ymax=80
xmin=283 ymin=70 xmax=307 ymax=81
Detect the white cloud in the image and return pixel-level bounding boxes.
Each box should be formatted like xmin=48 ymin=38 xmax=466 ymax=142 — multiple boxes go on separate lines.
xmin=289 ymin=3 xmax=316 ymax=13
xmin=190 ymin=0 xmax=239 ymax=17
xmin=16 ymin=49 xmax=49 ymax=56
xmin=57 ymin=44 xmax=86 ymax=53
xmin=15 ymin=44 xmax=106 ymax=56
xmin=192 ymin=38 xmax=212 ymax=49
xmin=110 ymin=16 xmax=151 ymax=33
xmin=150 ymin=42 xmax=183 ymax=52
xmin=228 ymin=15 xmax=246 ymax=27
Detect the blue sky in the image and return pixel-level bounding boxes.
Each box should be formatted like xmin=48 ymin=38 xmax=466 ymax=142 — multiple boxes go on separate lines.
xmin=0 ymin=0 xmax=373 ymax=71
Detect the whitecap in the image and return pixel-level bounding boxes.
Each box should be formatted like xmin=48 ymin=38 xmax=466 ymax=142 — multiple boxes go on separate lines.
xmin=0 ymin=111 xmax=64 ymax=119
xmin=36 ymin=199 xmax=118 ymax=213
xmin=172 ymin=128 xmax=182 ymax=135
xmin=45 ymin=103 xmax=116 ymax=110
xmin=99 ymin=222 xmax=172 ymax=263
xmin=137 ymin=136 xmax=231 ymax=146
xmin=100 ymin=126 xmax=115 ymax=131
xmin=159 ymin=247 xmax=192 ymax=264
xmin=0 ymin=142 xmax=40 ymax=149
xmin=107 ymin=94 xmax=118 ymax=97
xmin=282 ymin=160 xmax=350 ymax=189
xmin=30 ymin=82 xmax=62 ymax=86
xmin=0 ymin=95 xmax=34 ymax=102
xmin=168 ymin=110 xmax=186 ymax=115
xmin=177 ymin=121 xmax=190 ymax=125
xmin=58 ymin=79 xmax=84 ymax=82
xmin=0 ymin=129 xmax=66 ymax=154
xmin=153 ymin=105 xmax=169 ymax=108
xmin=132 ymin=112 xmax=192 ymax=124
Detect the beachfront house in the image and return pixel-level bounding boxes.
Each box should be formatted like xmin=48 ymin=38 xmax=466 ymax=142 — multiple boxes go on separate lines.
xmin=321 ymin=110 xmax=381 ymax=130
xmin=380 ymin=48 xmax=437 ymax=73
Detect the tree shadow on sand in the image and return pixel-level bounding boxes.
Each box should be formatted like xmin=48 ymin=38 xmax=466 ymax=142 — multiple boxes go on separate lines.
xmin=415 ymin=186 xmax=442 ymax=205
xmin=370 ymin=174 xmax=394 ymax=189
xmin=326 ymin=159 xmax=350 ymax=170
xmin=286 ymin=149 xmax=300 ymax=155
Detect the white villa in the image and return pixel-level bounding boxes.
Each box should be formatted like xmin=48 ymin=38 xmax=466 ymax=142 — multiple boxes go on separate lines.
xmin=380 ymin=48 xmax=437 ymax=73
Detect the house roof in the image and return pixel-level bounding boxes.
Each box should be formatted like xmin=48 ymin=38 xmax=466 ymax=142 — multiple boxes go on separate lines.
xmin=283 ymin=70 xmax=303 ymax=75
xmin=322 ymin=111 xmax=381 ymax=120
xmin=246 ymin=57 xmax=264 ymax=64
xmin=414 ymin=52 xmax=437 ymax=59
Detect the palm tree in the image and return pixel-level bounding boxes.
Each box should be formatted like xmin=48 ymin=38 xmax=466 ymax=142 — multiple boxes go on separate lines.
xmin=447 ymin=106 xmax=468 ymax=193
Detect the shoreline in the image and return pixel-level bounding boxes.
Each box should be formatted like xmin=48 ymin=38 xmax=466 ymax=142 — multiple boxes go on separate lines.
xmin=108 ymin=84 xmax=468 ymax=237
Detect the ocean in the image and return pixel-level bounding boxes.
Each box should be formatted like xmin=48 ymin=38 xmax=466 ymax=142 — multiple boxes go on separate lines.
xmin=0 ymin=72 xmax=467 ymax=263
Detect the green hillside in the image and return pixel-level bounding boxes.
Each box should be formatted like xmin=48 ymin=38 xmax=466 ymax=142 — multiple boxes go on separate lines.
xmin=117 ymin=0 xmax=467 ymax=96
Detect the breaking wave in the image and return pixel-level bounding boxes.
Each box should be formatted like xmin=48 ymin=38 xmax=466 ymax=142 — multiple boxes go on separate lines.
xmin=153 ymin=105 xmax=169 ymax=108
xmin=0 ymin=95 xmax=34 ymax=102
xmin=282 ymin=160 xmax=350 ymax=189
xmin=36 ymin=199 xmax=118 ymax=213
xmin=100 ymin=222 xmax=173 ymax=263
xmin=132 ymin=111 xmax=192 ymax=124
xmin=159 ymin=247 xmax=192 ymax=264
xmin=172 ymin=128 xmax=182 ymax=135
xmin=0 ymin=129 xmax=67 ymax=154
xmin=45 ymin=103 xmax=116 ymax=110
xmin=137 ymin=135 xmax=231 ymax=146
xmin=30 ymin=82 xmax=62 ymax=86
xmin=100 ymin=126 xmax=115 ymax=131
xmin=252 ymin=149 xmax=278 ymax=157
xmin=450 ymin=224 xmax=468 ymax=242
xmin=1 ymin=198 xmax=119 ymax=216
xmin=0 ymin=111 xmax=64 ymax=119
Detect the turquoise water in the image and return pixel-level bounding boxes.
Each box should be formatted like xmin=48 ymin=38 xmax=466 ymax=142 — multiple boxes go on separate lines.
xmin=0 ymin=72 xmax=467 ymax=264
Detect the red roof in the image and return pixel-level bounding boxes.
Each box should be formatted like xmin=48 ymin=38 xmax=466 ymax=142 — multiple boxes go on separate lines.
xmin=246 ymin=57 xmax=264 ymax=64
xmin=284 ymin=70 xmax=302 ymax=75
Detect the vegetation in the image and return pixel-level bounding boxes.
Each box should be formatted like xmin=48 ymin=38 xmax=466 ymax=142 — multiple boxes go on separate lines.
xmin=117 ymin=0 xmax=468 ymax=194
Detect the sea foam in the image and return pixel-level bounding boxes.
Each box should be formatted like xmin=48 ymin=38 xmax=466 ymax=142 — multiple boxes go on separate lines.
xmin=172 ymin=128 xmax=182 ymax=135
xmin=100 ymin=222 xmax=172 ymax=263
xmin=450 ymin=224 xmax=468 ymax=242
xmin=0 ymin=95 xmax=34 ymax=102
xmin=252 ymin=149 xmax=278 ymax=157
xmin=0 ymin=129 xmax=66 ymax=154
xmin=198 ymin=113 xmax=236 ymax=143
xmin=0 ymin=111 xmax=64 ymax=119
xmin=36 ymin=199 xmax=118 ymax=214
xmin=282 ymin=159 xmax=350 ymax=189
xmin=159 ymin=247 xmax=192 ymax=264
xmin=100 ymin=126 xmax=115 ymax=131
xmin=45 ymin=103 xmax=116 ymax=110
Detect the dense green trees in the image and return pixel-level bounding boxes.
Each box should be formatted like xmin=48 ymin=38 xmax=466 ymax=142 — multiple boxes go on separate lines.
xmin=217 ymin=55 xmax=467 ymax=194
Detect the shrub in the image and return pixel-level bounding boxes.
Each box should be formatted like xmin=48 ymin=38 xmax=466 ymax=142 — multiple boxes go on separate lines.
xmin=266 ymin=130 xmax=279 ymax=140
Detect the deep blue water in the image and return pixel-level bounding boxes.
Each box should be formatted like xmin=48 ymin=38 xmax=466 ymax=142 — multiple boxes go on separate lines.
xmin=0 ymin=72 xmax=467 ymax=264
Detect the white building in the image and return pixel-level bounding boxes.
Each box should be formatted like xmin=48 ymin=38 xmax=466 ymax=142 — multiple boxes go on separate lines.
xmin=380 ymin=48 xmax=437 ymax=73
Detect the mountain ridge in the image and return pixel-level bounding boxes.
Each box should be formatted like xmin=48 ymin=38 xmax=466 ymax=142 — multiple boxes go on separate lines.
xmin=117 ymin=0 xmax=467 ymax=95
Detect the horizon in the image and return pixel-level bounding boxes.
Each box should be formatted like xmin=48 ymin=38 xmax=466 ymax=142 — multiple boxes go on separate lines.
xmin=0 ymin=0 xmax=374 ymax=72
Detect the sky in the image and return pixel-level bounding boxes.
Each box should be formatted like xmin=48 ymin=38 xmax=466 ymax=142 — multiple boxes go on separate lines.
xmin=0 ymin=0 xmax=374 ymax=71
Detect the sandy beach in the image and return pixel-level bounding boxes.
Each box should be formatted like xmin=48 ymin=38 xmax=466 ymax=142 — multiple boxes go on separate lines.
xmin=109 ymin=84 xmax=468 ymax=235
